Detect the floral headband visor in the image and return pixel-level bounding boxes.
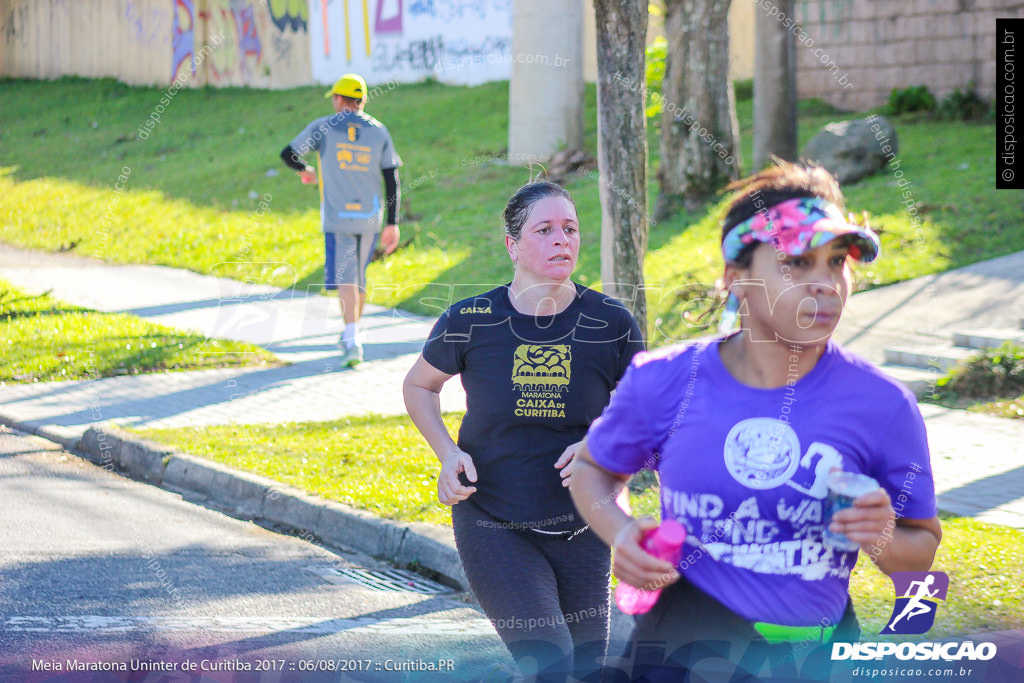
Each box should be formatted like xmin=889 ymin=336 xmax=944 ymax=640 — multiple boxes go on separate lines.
xmin=717 ymin=196 xmax=881 ymax=333
xmin=721 ymin=196 xmax=881 ymax=265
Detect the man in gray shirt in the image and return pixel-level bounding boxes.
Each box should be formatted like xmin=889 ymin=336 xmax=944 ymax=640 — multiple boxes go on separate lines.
xmin=281 ymin=73 xmax=402 ymax=366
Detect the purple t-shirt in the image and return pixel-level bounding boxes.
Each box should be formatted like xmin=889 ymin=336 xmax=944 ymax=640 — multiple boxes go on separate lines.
xmin=587 ymin=337 xmax=937 ymax=627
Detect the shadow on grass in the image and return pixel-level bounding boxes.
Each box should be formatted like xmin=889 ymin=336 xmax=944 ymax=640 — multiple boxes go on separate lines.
xmin=0 ymin=329 xmax=272 ymax=383
xmin=391 ymin=259 xmax=510 ymax=314
xmin=291 ymin=266 xmax=327 ymax=298
xmin=0 ymin=307 xmax=84 ymax=322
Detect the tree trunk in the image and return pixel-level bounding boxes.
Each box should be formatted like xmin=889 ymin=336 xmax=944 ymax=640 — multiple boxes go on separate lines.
xmin=593 ymin=0 xmax=649 ymax=338
xmin=753 ymin=0 xmax=798 ymax=169
xmin=655 ymin=0 xmax=739 ymax=218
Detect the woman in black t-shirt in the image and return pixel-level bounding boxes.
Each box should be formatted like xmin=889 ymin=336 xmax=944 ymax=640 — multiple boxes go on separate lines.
xmin=404 ymin=182 xmax=644 ymax=681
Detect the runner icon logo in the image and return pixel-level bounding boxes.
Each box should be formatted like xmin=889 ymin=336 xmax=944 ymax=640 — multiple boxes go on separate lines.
xmin=881 ymin=571 xmax=949 ymax=635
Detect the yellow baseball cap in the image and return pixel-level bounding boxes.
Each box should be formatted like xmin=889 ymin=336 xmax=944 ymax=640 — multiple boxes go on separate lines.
xmin=325 ymin=73 xmax=367 ymax=99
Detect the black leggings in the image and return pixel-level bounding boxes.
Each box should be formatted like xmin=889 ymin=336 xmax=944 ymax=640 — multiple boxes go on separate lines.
xmin=611 ymin=574 xmax=861 ymax=682
xmin=451 ymin=499 xmax=611 ymax=681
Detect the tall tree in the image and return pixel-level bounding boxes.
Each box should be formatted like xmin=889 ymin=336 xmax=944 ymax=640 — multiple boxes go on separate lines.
xmin=655 ymin=0 xmax=740 ymax=217
xmin=753 ymin=0 xmax=798 ymax=169
xmin=594 ymin=0 xmax=650 ymax=337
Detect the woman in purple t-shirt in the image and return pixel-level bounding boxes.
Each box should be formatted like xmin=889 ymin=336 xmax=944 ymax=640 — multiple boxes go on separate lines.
xmin=570 ymin=162 xmax=942 ymax=680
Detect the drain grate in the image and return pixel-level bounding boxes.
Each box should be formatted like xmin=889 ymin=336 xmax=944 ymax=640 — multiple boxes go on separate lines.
xmin=307 ymin=566 xmax=454 ymax=595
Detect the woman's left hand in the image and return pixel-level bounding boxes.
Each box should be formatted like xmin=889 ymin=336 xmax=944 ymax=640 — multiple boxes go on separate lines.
xmin=554 ymin=441 xmax=582 ymax=488
xmin=830 ymin=488 xmax=896 ymax=550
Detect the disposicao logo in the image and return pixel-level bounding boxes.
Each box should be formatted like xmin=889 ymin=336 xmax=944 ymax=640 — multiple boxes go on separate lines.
xmin=881 ymin=571 xmax=949 ymax=635
xmin=832 ymin=570 xmax=998 ymax=664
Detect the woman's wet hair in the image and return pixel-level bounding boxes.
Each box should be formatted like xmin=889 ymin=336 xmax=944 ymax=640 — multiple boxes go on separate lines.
xmin=720 ymin=161 xmax=845 ymax=267
xmin=503 ymin=181 xmax=576 ymax=241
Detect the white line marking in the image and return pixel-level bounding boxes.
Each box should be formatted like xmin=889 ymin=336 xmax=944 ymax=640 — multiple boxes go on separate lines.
xmin=1 ymin=615 xmax=494 ymax=636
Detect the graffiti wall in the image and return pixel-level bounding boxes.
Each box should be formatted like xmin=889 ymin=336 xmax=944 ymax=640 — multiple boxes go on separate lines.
xmin=173 ymin=0 xmax=311 ymax=87
xmin=308 ymin=0 xmax=512 ymax=87
xmin=0 ymin=0 xmax=311 ymax=88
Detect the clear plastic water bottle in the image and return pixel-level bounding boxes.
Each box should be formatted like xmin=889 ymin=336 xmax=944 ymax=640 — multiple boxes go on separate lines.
xmin=615 ymin=518 xmax=687 ymax=615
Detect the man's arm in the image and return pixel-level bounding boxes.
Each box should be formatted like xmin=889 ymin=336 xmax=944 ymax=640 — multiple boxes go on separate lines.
xmin=381 ymin=167 xmax=400 ymax=254
xmin=281 ymin=145 xmax=316 ymax=183
xmin=383 ymin=167 xmax=400 ymax=225
xmin=281 ymin=145 xmax=306 ymax=171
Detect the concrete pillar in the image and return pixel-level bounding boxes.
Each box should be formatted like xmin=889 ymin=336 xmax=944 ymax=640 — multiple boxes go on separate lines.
xmin=583 ymin=0 xmax=597 ymax=83
xmin=508 ymin=0 xmax=585 ymax=165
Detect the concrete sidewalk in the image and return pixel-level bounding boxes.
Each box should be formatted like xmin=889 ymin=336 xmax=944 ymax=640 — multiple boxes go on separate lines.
xmin=835 ymin=250 xmax=1024 ymax=362
xmin=1 ymin=243 xmax=1023 ymax=534
xmin=831 ymin=250 xmax=1024 ymax=527
xmin=0 ymin=243 xmax=468 ymax=430
xmin=0 ymin=243 xmax=473 ymax=588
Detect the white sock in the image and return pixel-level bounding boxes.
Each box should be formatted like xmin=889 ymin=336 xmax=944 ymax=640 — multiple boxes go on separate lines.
xmin=343 ymin=323 xmax=358 ymax=347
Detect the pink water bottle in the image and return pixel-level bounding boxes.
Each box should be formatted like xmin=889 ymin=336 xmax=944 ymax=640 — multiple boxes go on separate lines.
xmin=615 ymin=519 xmax=687 ymax=615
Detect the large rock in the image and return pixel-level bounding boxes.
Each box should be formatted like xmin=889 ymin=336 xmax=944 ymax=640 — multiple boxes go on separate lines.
xmin=801 ymin=116 xmax=898 ymax=185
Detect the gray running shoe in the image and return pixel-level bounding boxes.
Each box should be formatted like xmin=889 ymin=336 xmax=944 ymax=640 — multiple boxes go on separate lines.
xmin=339 ymin=342 xmax=364 ymax=367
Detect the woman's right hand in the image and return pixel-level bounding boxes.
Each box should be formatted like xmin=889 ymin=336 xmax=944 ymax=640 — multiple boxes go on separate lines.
xmin=612 ymin=516 xmax=680 ymax=591
xmin=437 ymin=449 xmax=478 ymax=505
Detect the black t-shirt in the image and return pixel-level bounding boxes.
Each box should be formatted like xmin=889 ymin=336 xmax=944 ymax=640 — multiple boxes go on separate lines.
xmin=422 ymin=282 xmax=645 ymax=530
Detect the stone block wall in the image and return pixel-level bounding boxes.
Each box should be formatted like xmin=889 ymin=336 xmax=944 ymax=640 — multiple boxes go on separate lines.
xmin=794 ymin=0 xmax=1024 ymax=111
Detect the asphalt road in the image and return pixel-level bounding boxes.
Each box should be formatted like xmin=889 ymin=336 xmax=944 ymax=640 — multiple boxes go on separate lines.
xmin=0 ymin=427 xmax=510 ymax=682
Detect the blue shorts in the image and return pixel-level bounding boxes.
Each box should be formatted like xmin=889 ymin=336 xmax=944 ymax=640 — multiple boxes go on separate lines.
xmin=324 ymin=231 xmax=378 ymax=291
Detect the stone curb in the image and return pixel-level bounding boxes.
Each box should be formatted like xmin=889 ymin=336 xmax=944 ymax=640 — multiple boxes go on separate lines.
xmin=0 ymin=410 xmax=84 ymax=452
xmin=0 ymin=416 xmax=467 ymax=590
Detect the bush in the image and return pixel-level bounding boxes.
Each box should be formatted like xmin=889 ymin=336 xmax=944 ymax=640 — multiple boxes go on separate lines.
xmin=797 ymin=97 xmax=840 ymax=116
xmin=887 ymin=85 xmax=936 ymax=116
xmin=936 ymin=342 xmax=1024 ymax=399
xmin=644 ymin=36 xmax=668 ymax=119
xmin=733 ymin=78 xmax=753 ymax=102
xmin=937 ymin=88 xmax=991 ymax=122
xmin=628 ymin=468 xmax=659 ymax=495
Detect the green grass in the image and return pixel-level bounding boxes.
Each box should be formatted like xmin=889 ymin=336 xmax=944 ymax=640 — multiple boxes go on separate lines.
xmin=0 ymin=278 xmax=276 ymax=382
xmin=133 ymin=414 xmax=1022 ymax=637
xmin=133 ymin=413 xmax=463 ymax=526
xmin=1 ymin=77 xmax=1020 ymax=345
xmin=845 ymin=513 xmax=1024 ymax=638
xmin=978 ymin=399 xmax=1024 ymax=419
